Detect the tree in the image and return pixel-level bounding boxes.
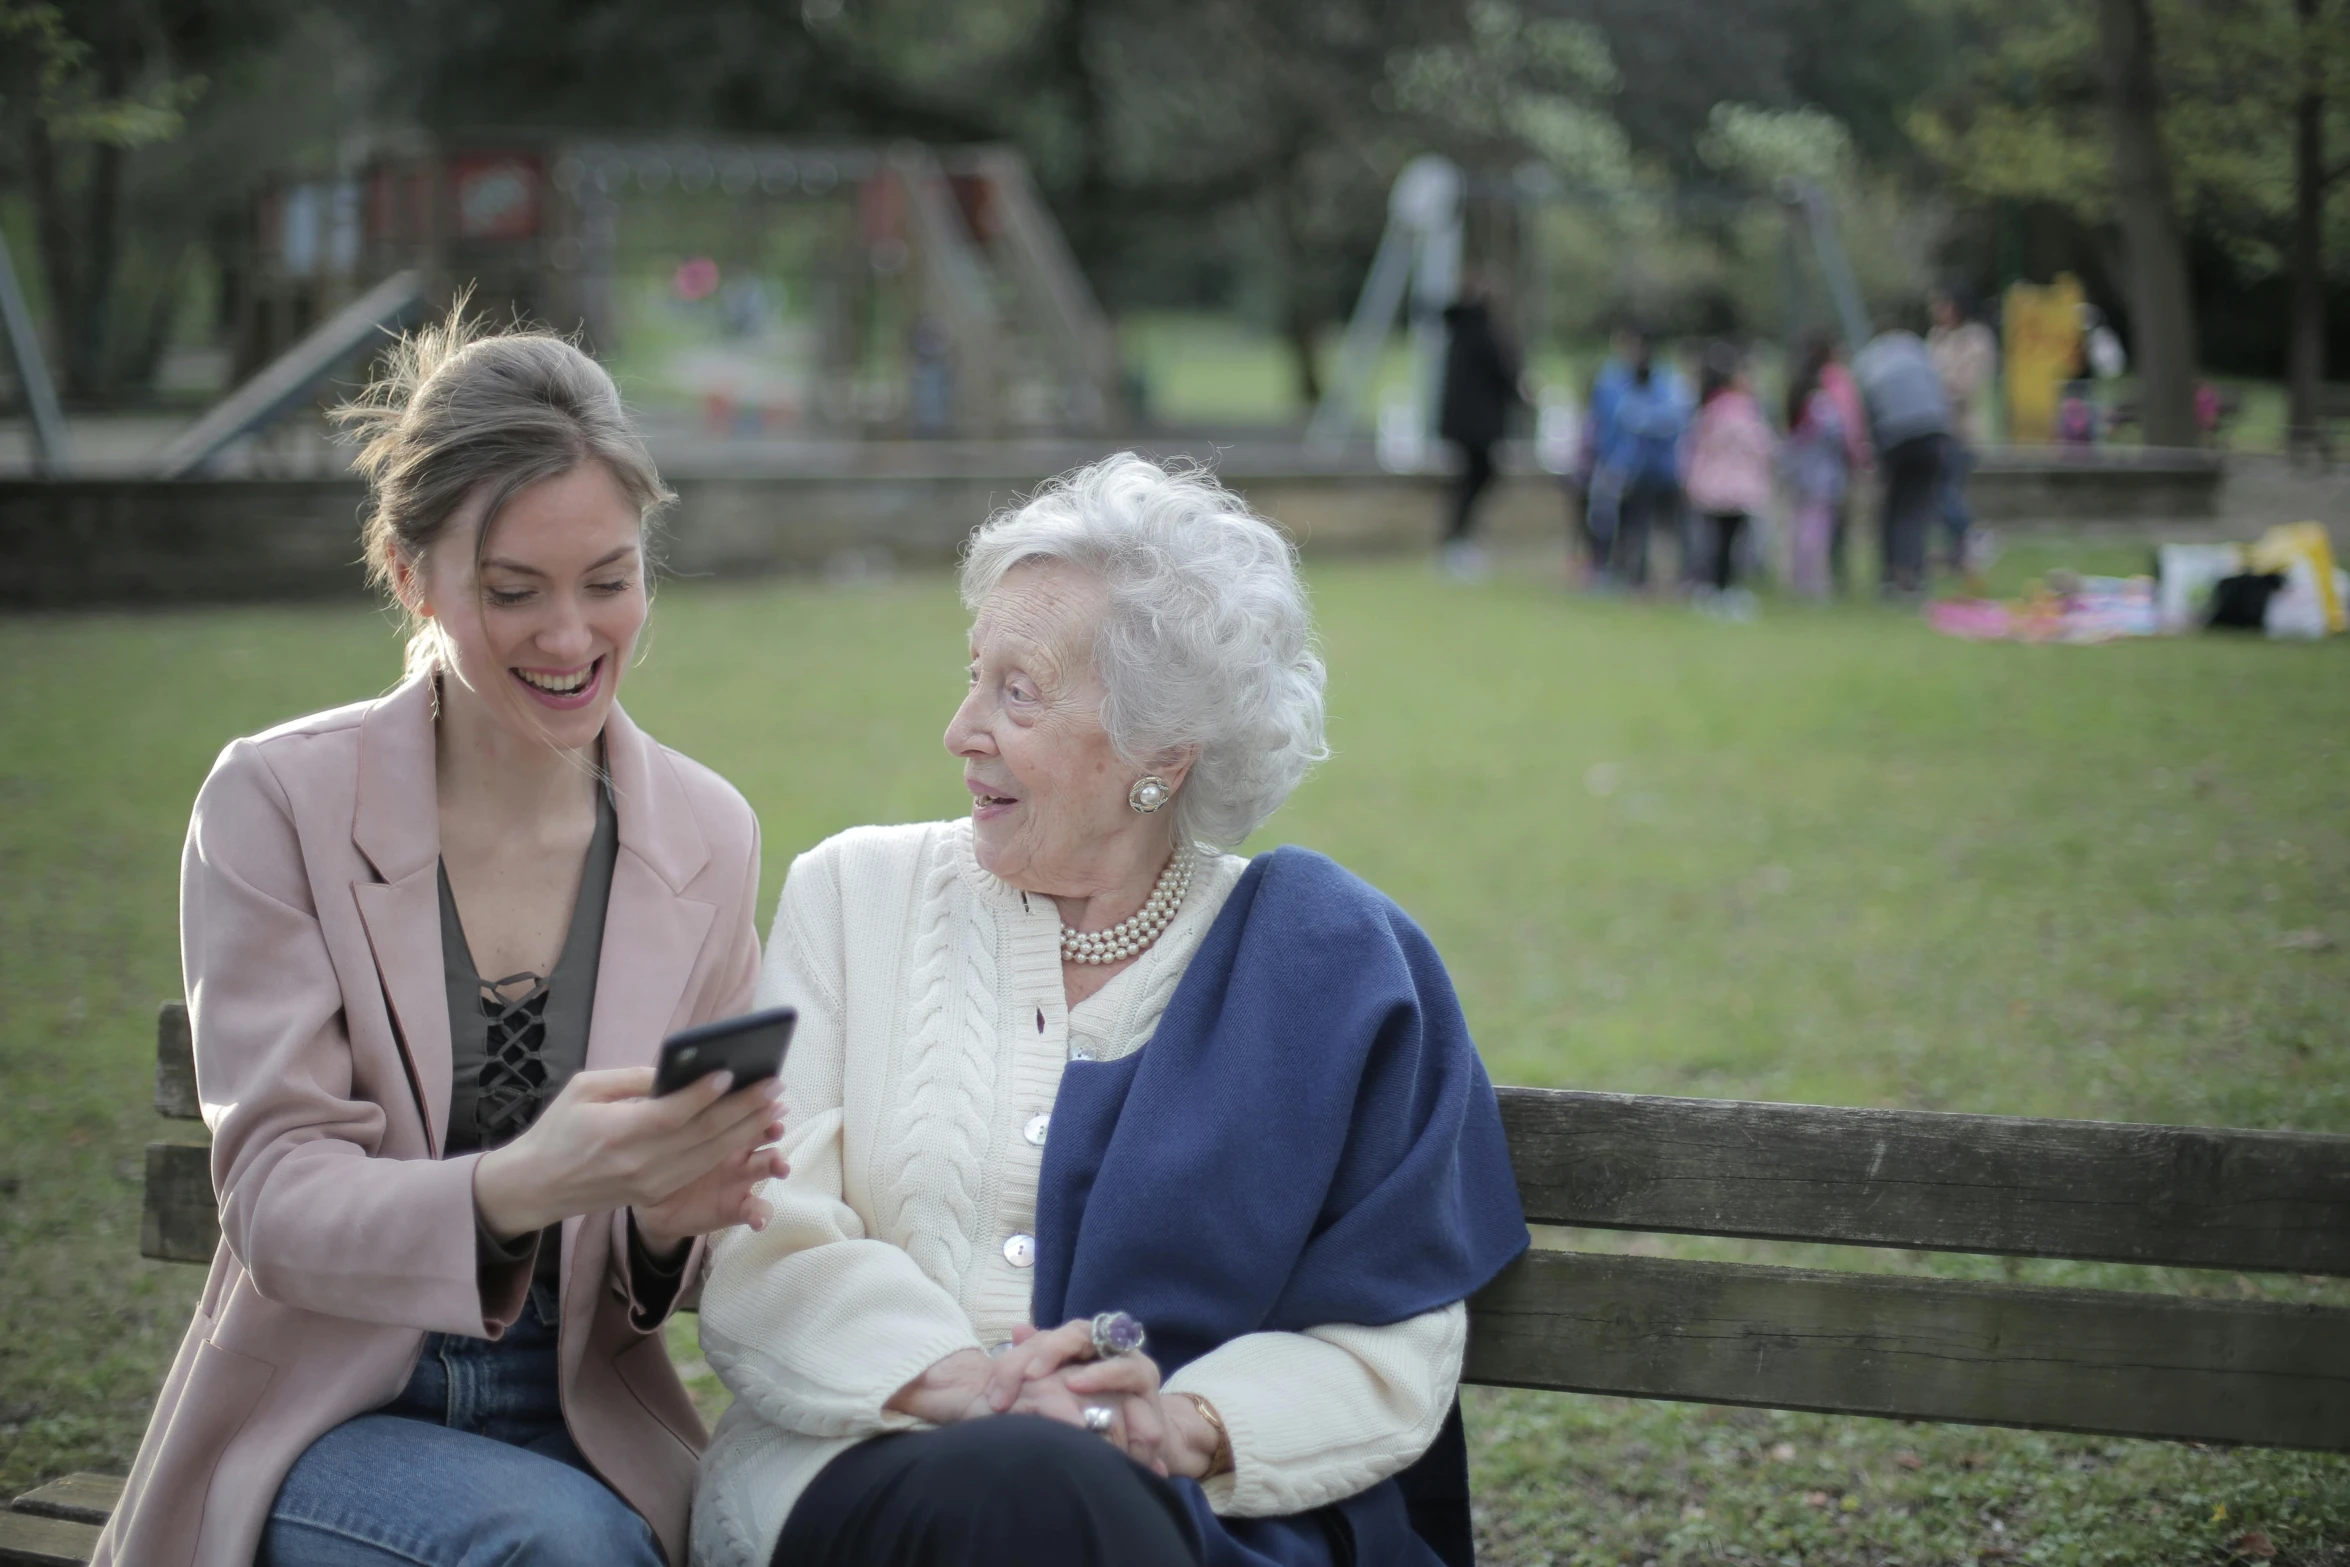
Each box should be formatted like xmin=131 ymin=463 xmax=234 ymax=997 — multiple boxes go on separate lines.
xmin=2283 ymin=0 xmax=2350 ymax=451
xmin=2094 ymin=0 xmax=2198 ymax=446
xmin=1916 ymin=0 xmax=2350 ymax=439
xmin=0 ymin=0 xmax=204 ymax=399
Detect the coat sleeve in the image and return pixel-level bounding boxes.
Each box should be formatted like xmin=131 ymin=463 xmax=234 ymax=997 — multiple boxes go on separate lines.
xmin=1166 ymin=1303 xmax=1468 ymax=1518
xmin=697 ymin=847 xmax=982 ymax=1439
xmin=186 ymin=741 xmax=503 ymax=1336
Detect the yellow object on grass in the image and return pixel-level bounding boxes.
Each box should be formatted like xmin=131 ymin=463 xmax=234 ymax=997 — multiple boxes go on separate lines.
xmin=2247 ymin=522 xmax=2345 ymax=634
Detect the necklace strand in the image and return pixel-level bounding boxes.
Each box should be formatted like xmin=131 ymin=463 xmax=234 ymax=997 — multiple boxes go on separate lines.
xmin=1060 ymin=851 xmax=1194 ymax=965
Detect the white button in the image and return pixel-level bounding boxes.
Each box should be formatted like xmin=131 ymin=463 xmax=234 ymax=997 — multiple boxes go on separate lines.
xmin=1069 ymin=1045 xmax=1094 ymax=1062
xmin=1024 ymin=1113 xmax=1051 ymax=1146
xmin=1003 ymin=1233 xmax=1036 ymax=1268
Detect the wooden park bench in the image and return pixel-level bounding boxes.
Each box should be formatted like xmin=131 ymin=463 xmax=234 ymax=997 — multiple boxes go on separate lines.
xmin=8 ymin=1002 xmax=2347 ymax=1564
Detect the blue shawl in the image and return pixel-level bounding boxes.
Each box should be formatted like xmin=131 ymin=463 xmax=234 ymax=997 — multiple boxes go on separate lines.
xmin=1033 ymin=846 xmax=1530 ymax=1567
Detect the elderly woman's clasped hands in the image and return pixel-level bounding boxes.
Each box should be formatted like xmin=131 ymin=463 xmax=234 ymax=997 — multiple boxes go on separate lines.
xmin=888 ymin=1313 xmax=1227 ymax=1479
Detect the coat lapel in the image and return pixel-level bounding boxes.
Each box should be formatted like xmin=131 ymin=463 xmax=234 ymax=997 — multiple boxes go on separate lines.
xmin=566 ymin=705 xmax=718 ymax=1341
xmin=354 ymin=871 xmax=453 ymax=1157
xmin=585 ymin=703 xmax=717 ymax=1073
xmin=349 ymin=677 xmax=451 ymax=1156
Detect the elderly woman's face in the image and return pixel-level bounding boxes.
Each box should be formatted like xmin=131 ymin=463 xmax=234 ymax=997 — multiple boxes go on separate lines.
xmin=944 ymin=561 xmax=1168 ymax=894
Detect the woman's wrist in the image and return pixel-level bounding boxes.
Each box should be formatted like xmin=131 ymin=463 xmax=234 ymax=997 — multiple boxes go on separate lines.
xmin=629 ymin=1208 xmax=690 ymax=1263
xmin=887 ymin=1348 xmax=992 ymax=1425
xmin=472 ymin=1143 xmax=557 ymax=1242
xmin=1169 ymin=1391 xmax=1233 ymax=1479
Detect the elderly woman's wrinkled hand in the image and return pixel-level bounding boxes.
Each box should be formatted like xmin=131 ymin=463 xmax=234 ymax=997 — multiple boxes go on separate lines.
xmin=1009 ymin=1360 xmax=1173 ymax=1475
xmin=971 ymin=1320 xmax=1223 ymax=1480
xmin=979 ymin=1319 xmax=1097 ymax=1411
xmin=883 ymin=1348 xmax=999 ymax=1427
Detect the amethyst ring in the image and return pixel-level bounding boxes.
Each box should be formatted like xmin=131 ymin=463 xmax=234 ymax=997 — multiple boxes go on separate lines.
xmin=1089 ymin=1310 xmax=1147 ymax=1359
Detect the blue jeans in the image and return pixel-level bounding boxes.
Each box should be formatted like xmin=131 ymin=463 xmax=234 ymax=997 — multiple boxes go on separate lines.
xmin=259 ymin=1284 xmax=664 ymax=1567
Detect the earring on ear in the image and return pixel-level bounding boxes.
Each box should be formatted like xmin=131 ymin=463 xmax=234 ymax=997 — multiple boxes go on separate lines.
xmin=1128 ymin=775 xmax=1173 ymax=814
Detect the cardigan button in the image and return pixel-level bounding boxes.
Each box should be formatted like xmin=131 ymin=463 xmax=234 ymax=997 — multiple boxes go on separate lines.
xmin=1003 ymin=1233 xmax=1036 ymax=1268
xmin=1024 ymin=1113 xmax=1050 ymax=1146
xmin=1068 ymin=1044 xmax=1094 ymax=1062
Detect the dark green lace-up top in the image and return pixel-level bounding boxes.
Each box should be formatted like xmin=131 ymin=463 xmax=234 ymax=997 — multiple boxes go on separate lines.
xmin=437 ymin=781 xmax=617 ymax=1293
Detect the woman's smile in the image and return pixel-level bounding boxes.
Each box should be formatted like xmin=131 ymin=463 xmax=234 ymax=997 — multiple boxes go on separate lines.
xmin=965 ymin=774 xmax=1021 ymax=821
xmin=512 ymin=656 xmax=605 ymax=711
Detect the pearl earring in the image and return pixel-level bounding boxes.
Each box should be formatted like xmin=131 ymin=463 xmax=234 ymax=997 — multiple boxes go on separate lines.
xmin=1128 ymin=775 xmax=1172 ymax=814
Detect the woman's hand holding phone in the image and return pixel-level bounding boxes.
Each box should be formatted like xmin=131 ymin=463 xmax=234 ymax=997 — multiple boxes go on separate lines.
xmin=473 ymin=1067 xmax=788 ymax=1249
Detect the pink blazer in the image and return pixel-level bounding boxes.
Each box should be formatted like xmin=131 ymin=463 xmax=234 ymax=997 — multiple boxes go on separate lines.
xmin=95 ymin=675 xmax=762 ymax=1567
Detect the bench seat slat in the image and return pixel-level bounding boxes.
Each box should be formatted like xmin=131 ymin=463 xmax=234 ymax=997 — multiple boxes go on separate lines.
xmin=0 ymin=1511 xmax=100 ymax=1567
xmin=6 ymin=1476 xmax=119 ymax=1528
xmin=1499 ymin=1087 xmax=2350 ymax=1276
xmin=1464 ymin=1248 xmax=2350 ymax=1451
xmin=154 ymin=1003 xmax=201 ymax=1122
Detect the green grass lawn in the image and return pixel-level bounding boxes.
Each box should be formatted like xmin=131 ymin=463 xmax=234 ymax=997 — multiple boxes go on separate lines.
xmin=5 ymin=562 xmax=2347 ymax=1563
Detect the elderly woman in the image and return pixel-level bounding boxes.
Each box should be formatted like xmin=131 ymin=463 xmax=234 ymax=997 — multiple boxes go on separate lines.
xmin=693 ymin=455 xmax=1527 ymax=1567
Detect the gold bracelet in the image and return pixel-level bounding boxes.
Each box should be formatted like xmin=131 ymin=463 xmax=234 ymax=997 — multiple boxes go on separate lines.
xmin=1178 ymin=1392 xmax=1233 ymax=1477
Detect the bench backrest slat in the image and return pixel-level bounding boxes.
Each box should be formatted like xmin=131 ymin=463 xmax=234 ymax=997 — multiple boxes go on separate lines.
xmin=1499 ymin=1086 xmax=2350 ymax=1277
xmin=141 ymin=1144 xmax=217 ymax=1264
xmin=155 ymin=1002 xmax=201 ymax=1121
xmin=1465 ymin=1249 xmax=2350 ymax=1452
xmin=142 ymin=1004 xmax=2350 ymax=1451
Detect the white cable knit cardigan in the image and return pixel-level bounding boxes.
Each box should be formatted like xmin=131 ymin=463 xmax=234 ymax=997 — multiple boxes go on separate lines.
xmin=690 ymin=819 xmax=1466 ymax=1566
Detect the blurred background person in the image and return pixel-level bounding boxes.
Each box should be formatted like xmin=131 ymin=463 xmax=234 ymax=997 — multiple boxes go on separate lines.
xmin=1580 ymin=325 xmax=1642 ymax=588
xmin=1853 ymin=325 xmax=1952 ymax=597
xmin=1782 ymin=344 xmax=1852 ymax=601
xmin=1681 ymin=341 xmax=1777 ymax=619
xmin=1594 ymin=330 xmax=1692 ymax=591
xmin=1436 ymin=276 xmax=1525 ymax=581
xmin=1808 ymin=335 xmax=1874 ymax=597
xmin=1929 ymin=289 xmax=1999 ymax=589
xmin=1562 ymin=391 xmax=1604 ymax=585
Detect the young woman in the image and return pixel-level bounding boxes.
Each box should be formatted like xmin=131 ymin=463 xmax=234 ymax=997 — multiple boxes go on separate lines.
xmin=95 ymin=318 xmax=785 ymax=1567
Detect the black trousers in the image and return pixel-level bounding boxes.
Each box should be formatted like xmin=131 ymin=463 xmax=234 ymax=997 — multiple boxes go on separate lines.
xmin=1445 ymin=440 xmax=1496 ymax=544
xmin=773 ymin=1415 xmax=1205 ymax=1567
xmin=1878 ymin=434 xmax=1946 ymax=592
xmin=1704 ymin=510 xmax=1749 ymax=591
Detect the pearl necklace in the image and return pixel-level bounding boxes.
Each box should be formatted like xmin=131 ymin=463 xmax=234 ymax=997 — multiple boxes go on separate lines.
xmin=1060 ymin=851 xmax=1194 ymax=966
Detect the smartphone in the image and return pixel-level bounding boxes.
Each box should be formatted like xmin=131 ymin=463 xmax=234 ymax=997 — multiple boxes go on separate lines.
xmin=653 ymin=1006 xmax=797 ymax=1097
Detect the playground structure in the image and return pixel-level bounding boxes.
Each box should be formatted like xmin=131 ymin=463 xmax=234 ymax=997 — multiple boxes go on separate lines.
xmin=128 ymin=133 xmax=1124 ymax=475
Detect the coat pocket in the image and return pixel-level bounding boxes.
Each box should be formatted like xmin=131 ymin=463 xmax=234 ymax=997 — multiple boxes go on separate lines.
xmin=171 ymin=1338 xmax=277 ymax=1469
xmin=110 ymin=1338 xmax=276 ymax=1565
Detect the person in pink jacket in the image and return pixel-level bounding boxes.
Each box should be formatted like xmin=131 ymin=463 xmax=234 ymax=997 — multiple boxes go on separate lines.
xmin=1681 ymin=343 xmax=1779 ymax=606
xmin=94 ymin=316 xmax=787 ymax=1567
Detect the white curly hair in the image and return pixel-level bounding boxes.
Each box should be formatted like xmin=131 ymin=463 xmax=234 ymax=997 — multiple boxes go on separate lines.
xmin=958 ymin=453 xmax=1329 ymax=850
